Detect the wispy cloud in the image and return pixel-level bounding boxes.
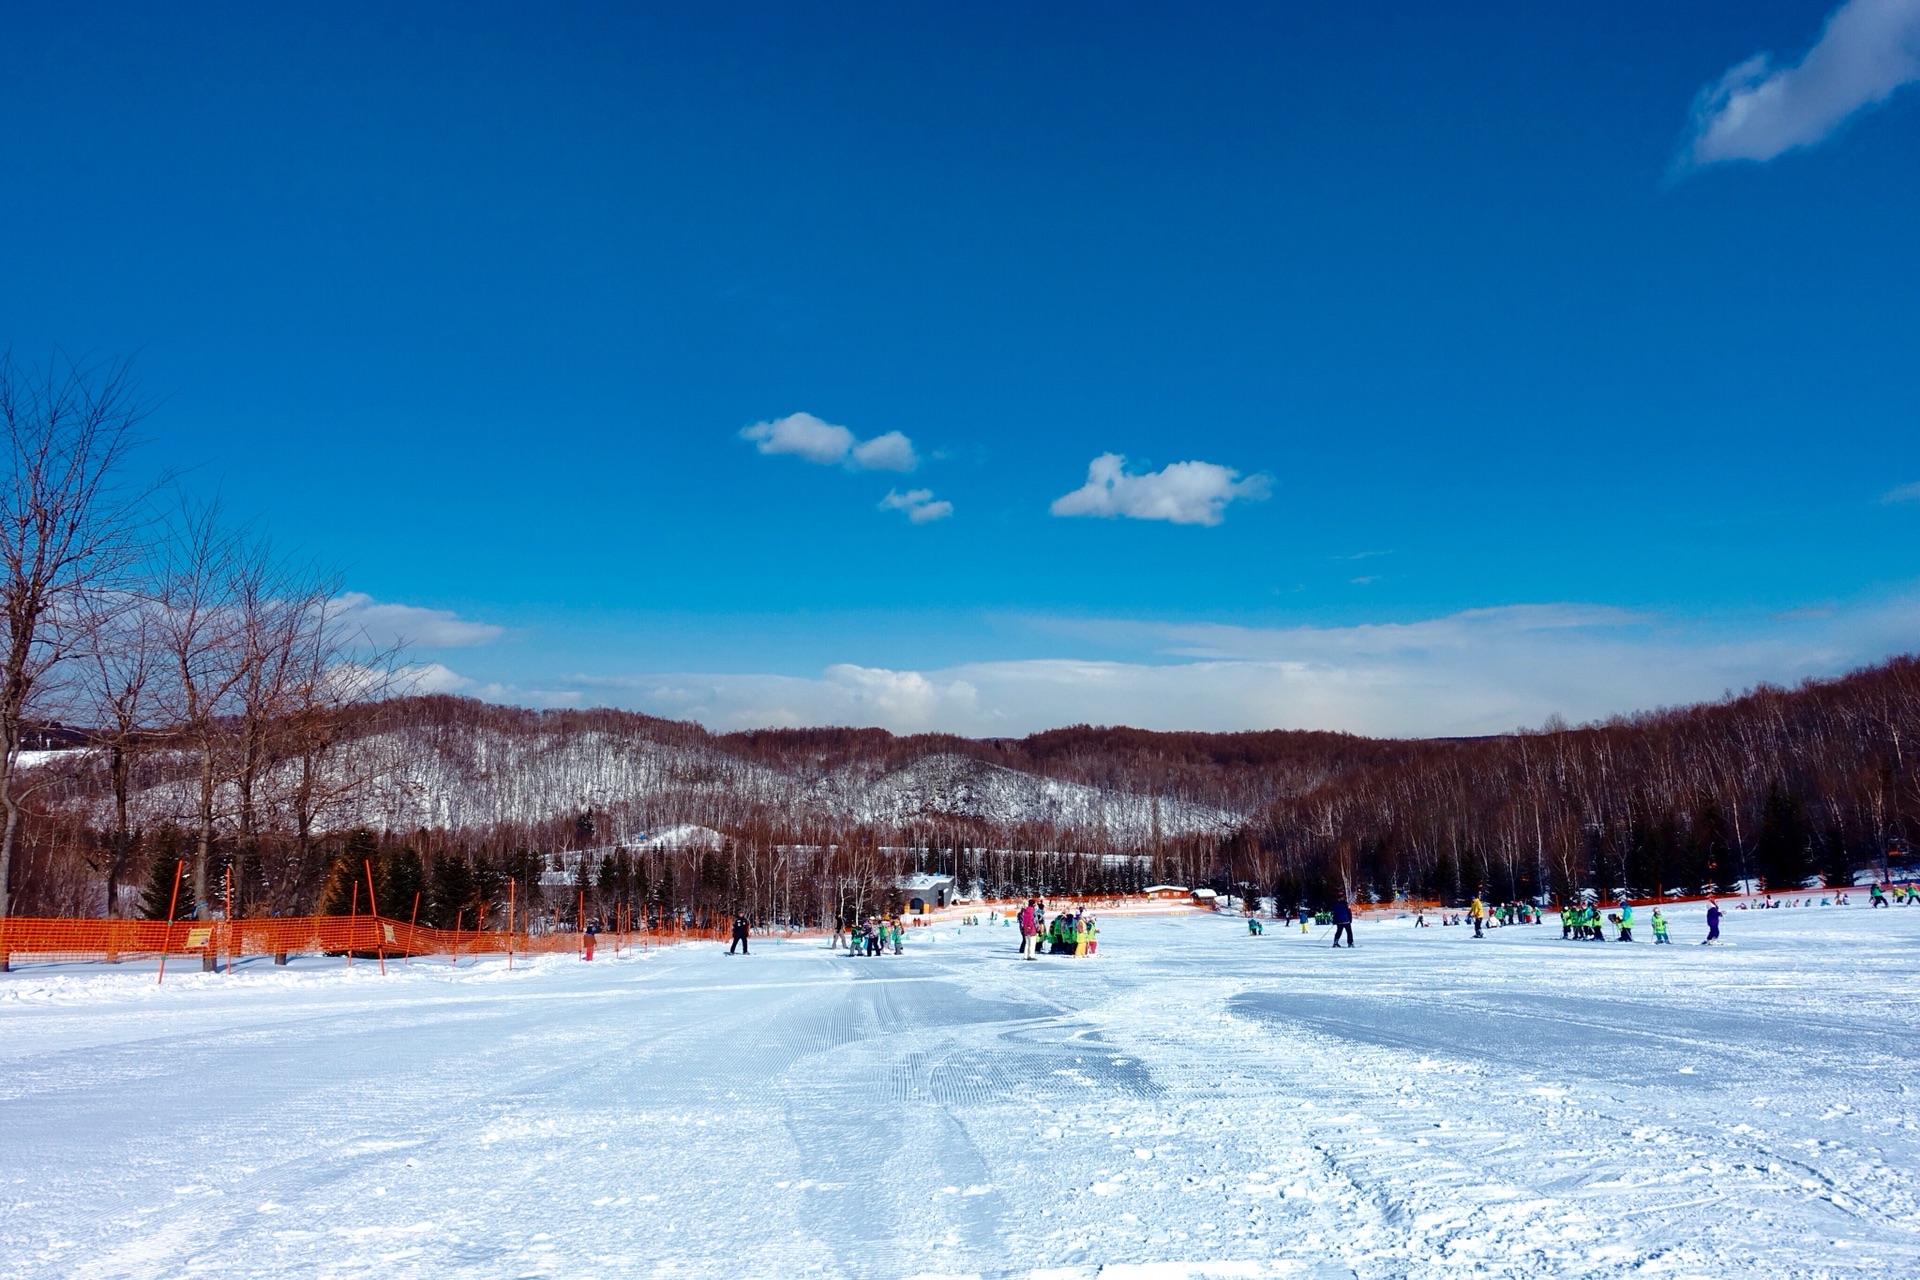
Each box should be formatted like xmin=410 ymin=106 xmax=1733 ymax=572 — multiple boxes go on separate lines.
xmin=1881 ymin=480 xmax=1920 ymax=503
xmin=879 ymin=488 xmax=954 ymax=523
xmin=740 ymin=412 xmax=920 ymax=472
xmin=1050 ymin=453 xmax=1270 ymax=526
xmin=333 ymin=593 xmax=503 ymax=648
xmin=495 ymin=593 xmax=1920 ymax=737
xmin=391 ymin=662 xmax=479 ymax=695
xmin=1682 ymin=0 xmax=1920 ymax=168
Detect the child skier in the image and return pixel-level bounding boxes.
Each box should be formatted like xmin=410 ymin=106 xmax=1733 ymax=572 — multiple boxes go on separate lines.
xmin=1651 ymin=908 xmax=1669 ymax=944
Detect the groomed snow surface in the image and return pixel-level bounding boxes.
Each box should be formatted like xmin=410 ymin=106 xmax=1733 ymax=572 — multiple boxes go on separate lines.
xmin=3 ymin=903 xmax=1917 ymax=1279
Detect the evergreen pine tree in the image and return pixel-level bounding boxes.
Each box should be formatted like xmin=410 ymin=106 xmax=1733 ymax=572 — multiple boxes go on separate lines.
xmin=139 ymin=826 xmax=191 ymax=921
xmin=322 ymin=827 xmax=381 ymax=915
xmin=428 ymin=853 xmax=477 ymax=928
xmin=382 ymin=848 xmax=427 ymax=919
xmin=1819 ymin=825 xmax=1855 ymax=889
xmin=1755 ymin=784 xmax=1813 ymax=891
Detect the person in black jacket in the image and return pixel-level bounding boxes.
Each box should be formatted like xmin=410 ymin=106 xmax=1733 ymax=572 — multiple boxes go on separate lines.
xmin=1330 ymin=896 xmax=1354 ymax=948
xmin=729 ymin=913 xmax=750 ymax=955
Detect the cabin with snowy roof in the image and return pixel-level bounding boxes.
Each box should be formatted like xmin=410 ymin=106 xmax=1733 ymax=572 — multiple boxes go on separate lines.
xmin=897 ymin=873 xmax=957 ymax=913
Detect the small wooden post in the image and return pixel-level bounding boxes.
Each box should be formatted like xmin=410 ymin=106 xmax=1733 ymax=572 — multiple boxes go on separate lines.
xmin=365 ymin=860 xmax=385 ymax=976
xmin=347 ymin=881 xmax=358 ymax=968
xmin=157 ymin=860 xmax=184 ymax=985
xmin=406 ymin=890 xmax=421 ymax=965
xmin=507 ymin=879 xmax=516 ymax=971
xmin=224 ymin=866 xmax=235 ymax=975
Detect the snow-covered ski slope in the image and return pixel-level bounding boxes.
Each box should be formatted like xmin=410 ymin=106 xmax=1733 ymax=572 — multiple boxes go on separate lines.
xmin=3 ymin=903 xmax=1916 ymax=1279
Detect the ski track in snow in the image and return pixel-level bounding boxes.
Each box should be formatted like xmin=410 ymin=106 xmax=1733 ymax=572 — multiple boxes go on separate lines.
xmin=1 ymin=903 xmax=1916 ymax=1279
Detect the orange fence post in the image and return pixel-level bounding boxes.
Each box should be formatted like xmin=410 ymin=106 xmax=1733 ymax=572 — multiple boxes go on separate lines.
xmin=507 ymin=880 xmax=516 ymax=971
xmin=578 ymin=889 xmax=585 ymax=957
xmin=406 ymin=891 xmax=420 ymax=965
xmin=348 ymin=881 xmax=358 ymax=969
xmin=365 ymin=860 xmax=385 ymax=976
xmin=157 ymin=859 xmax=184 ymax=985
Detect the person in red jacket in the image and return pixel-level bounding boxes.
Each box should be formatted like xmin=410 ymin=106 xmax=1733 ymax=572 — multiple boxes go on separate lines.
xmin=1017 ymin=899 xmax=1040 ymax=960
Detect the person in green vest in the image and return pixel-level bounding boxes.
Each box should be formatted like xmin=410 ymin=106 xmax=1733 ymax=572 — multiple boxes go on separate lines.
xmin=1616 ymin=898 xmax=1634 ymax=943
xmin=1651 ymin=908 xmax=1670 ymax=944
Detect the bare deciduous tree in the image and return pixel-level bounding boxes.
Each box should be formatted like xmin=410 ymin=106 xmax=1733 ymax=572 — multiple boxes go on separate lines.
xmin=75 ymin=590 xmax=163 ymax=916
xmin=0 ymin=354 xmax=146 ymax=963
xmin=150 ymin=498 xmax=254 ymax=956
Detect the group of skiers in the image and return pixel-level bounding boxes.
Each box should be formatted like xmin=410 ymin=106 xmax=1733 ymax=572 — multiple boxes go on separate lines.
xmin=1015 ymin=898 xmax=1098 ymax=958
xmin=839 ymin=916 xmax=905 ymax=956
xmin=1552 ymin=898 xmax=1719 ymax=944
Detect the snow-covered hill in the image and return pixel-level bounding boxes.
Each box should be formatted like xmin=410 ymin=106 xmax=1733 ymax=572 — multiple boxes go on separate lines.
xmin=45 ymin=718 xmax=1244 ymax=845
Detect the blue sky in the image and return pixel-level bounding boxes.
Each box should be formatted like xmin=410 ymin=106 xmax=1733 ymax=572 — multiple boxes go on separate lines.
xmin=5 ymin=1 xmax=1919 ymax=735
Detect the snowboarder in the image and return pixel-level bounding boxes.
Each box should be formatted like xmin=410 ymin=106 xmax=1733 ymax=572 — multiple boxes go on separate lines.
xmin=729 ymin=913 xmax=750 ymax=955
xmin=1330 ymin=896 xmax=1354 ymax=949
xmin=1703 ymin=899 xmax=1721 ymax=944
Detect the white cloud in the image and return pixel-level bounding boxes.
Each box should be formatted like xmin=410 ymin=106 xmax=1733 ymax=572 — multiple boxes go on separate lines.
xmin=879 ymin=488 xmax=954 ymax=523
xmin=333 ymin=593 xmax=503 ymax=648
xmin=1050 ymin=453 xmax=1270 ymax=526
xmin=1684 ymin=0 xmax=1920 ymax=167
xmin=533 ymin=592 xmax=1920 ymax=737
xmin=1881 ymin=480 xmax=1920 ymax=502
xmin=851 ymin=431 xmax=920 ymax=472
xmin=740 ymin=412 xmax=920 ymax=472
xmin=392 ymin=662 xmax=478 ymax=695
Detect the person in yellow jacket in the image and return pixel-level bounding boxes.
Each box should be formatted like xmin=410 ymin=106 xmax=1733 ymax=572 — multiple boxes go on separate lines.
xmin=1469 ymin=895 xmax=1487 ymax=939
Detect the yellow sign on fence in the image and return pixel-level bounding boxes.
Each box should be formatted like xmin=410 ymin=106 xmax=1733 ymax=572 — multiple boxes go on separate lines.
xmin=184 ymin=928 xmax=212 ymax=948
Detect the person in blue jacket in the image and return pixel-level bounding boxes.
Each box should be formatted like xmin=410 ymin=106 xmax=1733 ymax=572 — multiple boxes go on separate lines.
xmin=1703 ymin=899 xmax=1721 ymax=944
xmin=1330 ymin=896 xmax=1354 ymax=948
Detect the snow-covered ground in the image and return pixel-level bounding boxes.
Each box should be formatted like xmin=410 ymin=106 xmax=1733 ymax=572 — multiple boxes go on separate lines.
xmin=3 ymin=902 xmax=1917 ymax=1279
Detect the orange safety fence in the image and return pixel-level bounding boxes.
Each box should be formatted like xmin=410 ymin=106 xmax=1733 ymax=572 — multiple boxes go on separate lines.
xmin=0 ymin=915 xmax=787 ymax=966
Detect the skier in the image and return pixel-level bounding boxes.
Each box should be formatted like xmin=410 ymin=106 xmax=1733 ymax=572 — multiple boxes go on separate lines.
xmin=1559 ymin=903 xmax=1573 ymax=940
xmin=1651 ymin=908 xmax=1670 ymax=944
xmin=1247 ymin=917 xmax=1264 ymax=936
xmin=892 ymin=918 xmax=904 ymax=955
xmin=1018 ymin=899 xmax=1040 ymax=960
xmin=1330 ymin=895 xmax=1354 ymax=949
xmin=1703 ymin=899 xmax=1721 ymax=945
xmin=729 ymin=913 xmax=750 ymax=955
xmin=584 ymin=918 xmax=599 ymax=961
xmin=1870 ymin=883 xmax=1888 ymax=908
xmin=1616 ymin=898 xmax=1634 ymax=942
xmin=1469 ymin=895 xmax=1486 ymax=939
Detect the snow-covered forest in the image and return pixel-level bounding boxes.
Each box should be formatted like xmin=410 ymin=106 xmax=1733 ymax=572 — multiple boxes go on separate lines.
xmin=11 ymin=655 xmax=1920 ymax=929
